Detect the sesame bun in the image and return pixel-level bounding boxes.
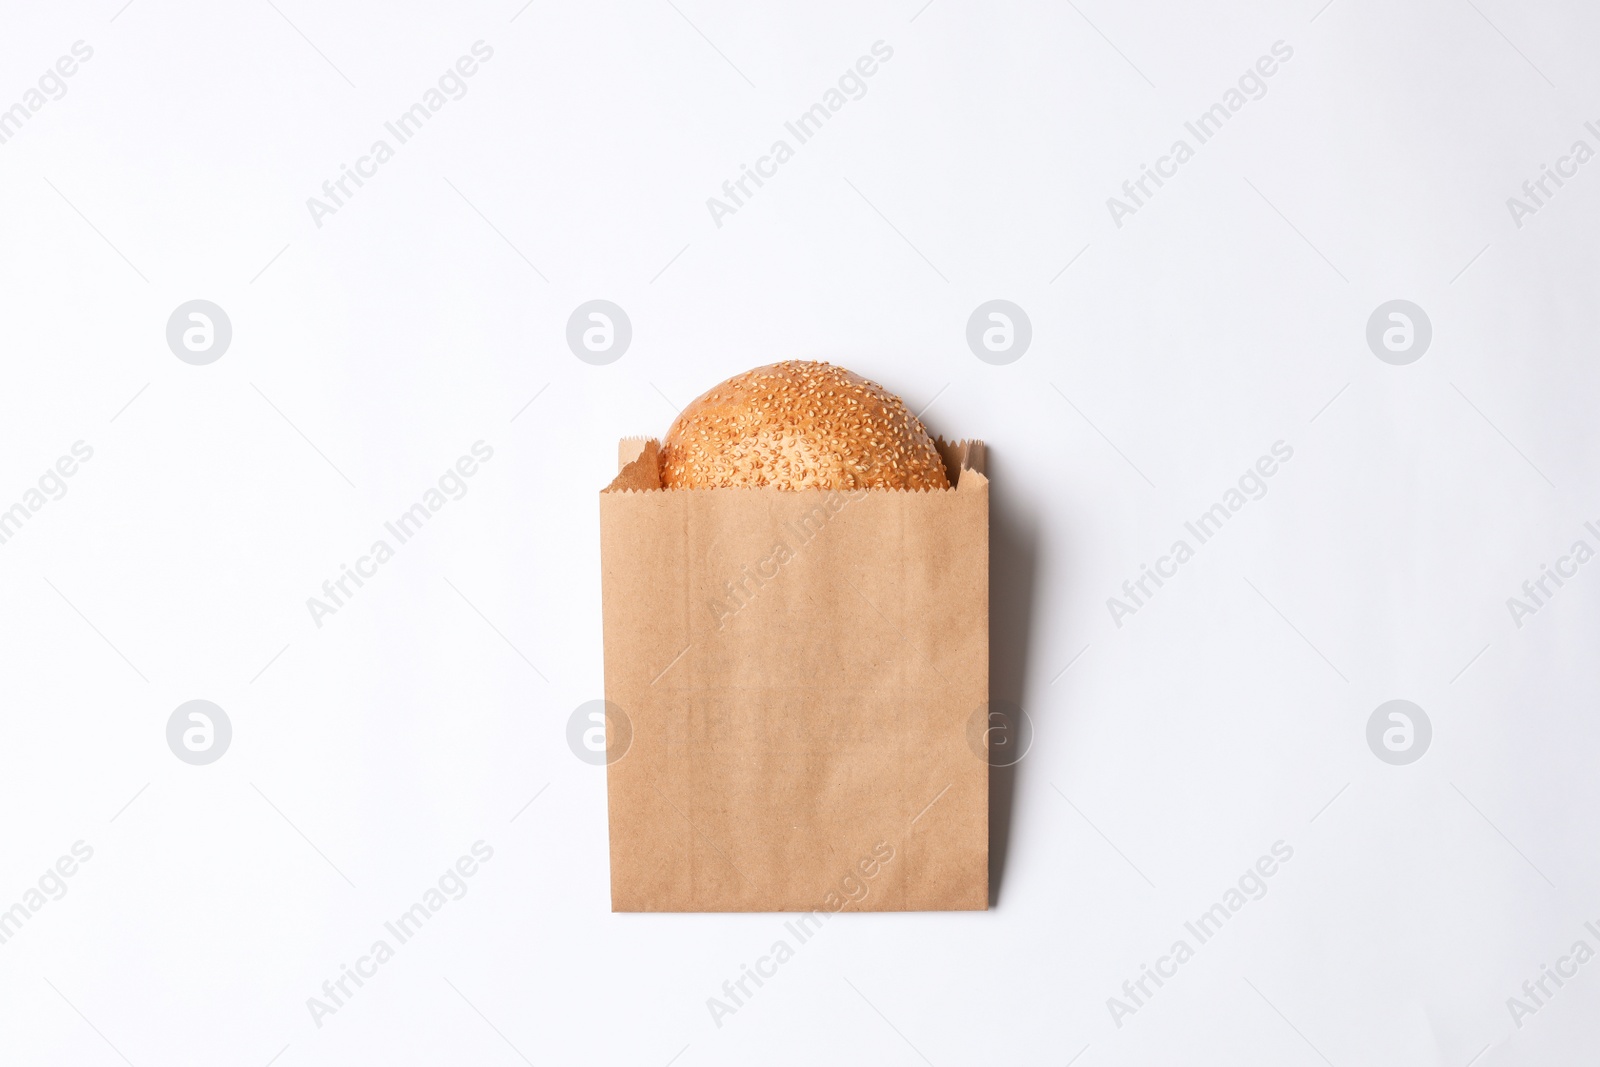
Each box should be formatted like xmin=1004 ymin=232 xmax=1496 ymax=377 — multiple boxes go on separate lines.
xmin=659 ymin=361 xmax=950 ymax=491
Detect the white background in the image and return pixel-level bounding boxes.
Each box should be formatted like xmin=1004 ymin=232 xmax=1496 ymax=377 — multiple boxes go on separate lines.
xmin=1 ymin=0 xmax=1597 ymax=1064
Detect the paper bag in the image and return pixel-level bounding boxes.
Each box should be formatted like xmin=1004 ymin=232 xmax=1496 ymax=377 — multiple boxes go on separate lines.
xmin=599 ymin=438 xmax=988 ymax=912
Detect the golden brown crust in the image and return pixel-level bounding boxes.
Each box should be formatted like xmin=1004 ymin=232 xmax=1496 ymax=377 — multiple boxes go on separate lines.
xmin=659 ymin=361 xmax=950 ymax=491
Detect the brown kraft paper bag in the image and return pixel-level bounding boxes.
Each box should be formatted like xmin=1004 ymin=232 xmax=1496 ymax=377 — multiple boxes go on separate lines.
xmin=599 ymin=437 xmax=988 ymax=912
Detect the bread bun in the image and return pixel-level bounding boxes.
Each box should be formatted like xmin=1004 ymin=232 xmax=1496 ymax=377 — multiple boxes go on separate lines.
xmin=660 ymin=361 xmax=950 ymax=491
